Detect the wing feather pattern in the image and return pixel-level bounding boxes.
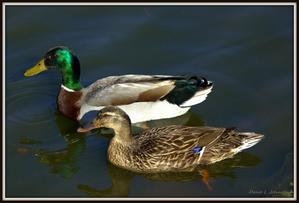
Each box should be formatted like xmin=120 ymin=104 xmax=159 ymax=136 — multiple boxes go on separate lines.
xmin=137 ymin=126 xmax=225 ymax=156
xmin=83 ymin=75 xmax=178 ymax=106
xmin=131 ymin=126 xmax=226 ymax=170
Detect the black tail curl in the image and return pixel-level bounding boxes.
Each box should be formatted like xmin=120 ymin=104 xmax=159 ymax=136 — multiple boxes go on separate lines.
xmin=160 ymin=75 xmax=212 ymax=106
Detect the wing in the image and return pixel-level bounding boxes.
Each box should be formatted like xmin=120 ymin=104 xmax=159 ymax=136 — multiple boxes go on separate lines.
xmin=136 ymin=126 xmax=227 ymax=157
xmin=82 ymin=75 xmax=182 ymax=106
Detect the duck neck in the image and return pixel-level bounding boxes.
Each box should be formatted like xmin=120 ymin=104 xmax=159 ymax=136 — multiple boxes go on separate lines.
xmin=58 ymin=52 xmax=82 ymax=91
xmin=113 ymin=121 xmax=133 ymax=144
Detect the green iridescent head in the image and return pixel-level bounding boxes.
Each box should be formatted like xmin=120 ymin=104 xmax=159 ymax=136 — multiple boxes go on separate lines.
xmin=24 ymin=46 xmax=82 ymax=91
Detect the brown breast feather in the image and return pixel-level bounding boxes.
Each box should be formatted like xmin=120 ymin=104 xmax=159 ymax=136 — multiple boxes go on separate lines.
xmin=57 ymin=88 xmax=82 ymax=120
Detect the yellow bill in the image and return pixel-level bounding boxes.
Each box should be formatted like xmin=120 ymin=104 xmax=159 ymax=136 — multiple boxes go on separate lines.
xmin=24 ymin=59 xmax=47 ymax=77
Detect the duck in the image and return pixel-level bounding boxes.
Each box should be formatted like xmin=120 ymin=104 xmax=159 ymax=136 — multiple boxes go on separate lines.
xmin=24 ymin=46 xmax=213 ymax=123
xmin=77 ymin=106 xmax=264 ymax=173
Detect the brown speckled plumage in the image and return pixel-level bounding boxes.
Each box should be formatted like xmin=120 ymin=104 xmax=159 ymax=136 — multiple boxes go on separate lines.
xmin=79 ymin=106 xmax=264 ymax=173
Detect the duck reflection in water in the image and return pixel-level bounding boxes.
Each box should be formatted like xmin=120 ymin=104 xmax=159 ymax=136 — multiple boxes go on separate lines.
xmin=78 ymin=152 xmax=261 ymax=197
xmin=34 ymin=111 xmax=85 ymax=178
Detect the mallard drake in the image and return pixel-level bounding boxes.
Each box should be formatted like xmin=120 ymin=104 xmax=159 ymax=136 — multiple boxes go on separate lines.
xmin=77 ymin=106 xmax=264 ymax=173
xmin=24 ymin=46 xmax=213 ymax=123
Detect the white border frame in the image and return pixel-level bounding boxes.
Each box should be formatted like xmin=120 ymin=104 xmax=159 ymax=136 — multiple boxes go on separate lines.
xmin=2 ymin=2 xmax=297 ymax=201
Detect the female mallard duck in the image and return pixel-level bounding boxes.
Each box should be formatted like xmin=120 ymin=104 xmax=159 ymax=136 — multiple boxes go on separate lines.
xmin=78 ymin=106 xmax=264 ymax=173
xmin=24 ymin=46 xmax=213 ymax=123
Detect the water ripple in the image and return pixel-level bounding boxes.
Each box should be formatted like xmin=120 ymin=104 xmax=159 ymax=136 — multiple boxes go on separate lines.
xmin=6 ymin=79 xmax=58 ymax=126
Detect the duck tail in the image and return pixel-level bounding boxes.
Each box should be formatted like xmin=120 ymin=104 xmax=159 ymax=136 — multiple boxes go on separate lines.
xmin=232 ymin=132 xmax=264 ymax=153
xmin=199 ymin=130 xmax=263 ymax=165
xmin=161 ymin=75 xmax=213 ymax=106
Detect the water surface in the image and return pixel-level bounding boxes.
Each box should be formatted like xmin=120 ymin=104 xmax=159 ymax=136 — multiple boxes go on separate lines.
xmin=5 ymin=5 xmax=294 ymax=198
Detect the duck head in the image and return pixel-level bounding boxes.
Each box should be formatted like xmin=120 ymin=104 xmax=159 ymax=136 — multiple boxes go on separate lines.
xmin=24 ymin=46 xmax=82 ymax=91
xmin=77 ymin=106 xmax=132 ymax=134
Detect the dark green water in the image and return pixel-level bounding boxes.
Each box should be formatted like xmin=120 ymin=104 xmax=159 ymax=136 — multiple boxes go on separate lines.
xmin=5 ymin=5 xmax=294 ymax=198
